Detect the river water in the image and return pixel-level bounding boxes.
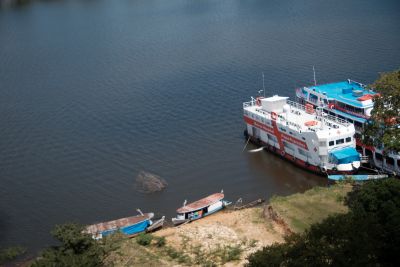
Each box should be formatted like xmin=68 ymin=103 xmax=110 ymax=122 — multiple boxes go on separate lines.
xmin=0 ymin=0 xmax=399 ymax=253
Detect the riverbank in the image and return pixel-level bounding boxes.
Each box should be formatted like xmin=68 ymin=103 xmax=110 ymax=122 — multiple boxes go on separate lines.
xmin=103 ymin=183 xmax=352 ymax=266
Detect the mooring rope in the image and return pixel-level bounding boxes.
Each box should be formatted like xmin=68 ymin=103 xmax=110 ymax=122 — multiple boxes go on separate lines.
xmin=242 ymin=136 xmax=251 ymax=152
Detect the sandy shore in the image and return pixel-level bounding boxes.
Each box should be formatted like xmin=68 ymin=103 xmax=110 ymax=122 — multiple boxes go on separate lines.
xmin=106 ymin=205 xmax=286 ymax=266
xmin=156 ymin=207 xmax=284 ymax=266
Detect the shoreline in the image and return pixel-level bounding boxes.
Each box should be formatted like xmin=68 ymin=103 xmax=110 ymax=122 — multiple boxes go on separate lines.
xmin=104 ymin=183 xmax=352 ymax=266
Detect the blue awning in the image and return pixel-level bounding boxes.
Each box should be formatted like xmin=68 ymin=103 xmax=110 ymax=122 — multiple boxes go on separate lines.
xmin=330 ymin=147 xmax=360 ymax=164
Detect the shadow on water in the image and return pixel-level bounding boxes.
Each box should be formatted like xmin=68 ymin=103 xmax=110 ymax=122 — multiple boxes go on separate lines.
xmin=244 ymin=142 xmax=327 ymax=196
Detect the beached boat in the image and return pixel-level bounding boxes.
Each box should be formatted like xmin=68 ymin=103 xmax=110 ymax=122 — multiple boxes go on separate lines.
xmin=328 ymin=174 xmax=388 ymax=181
xmin=85 ymin=210 xmax=165 ymax=239
xmin=296 ymin=79 xmax=399 ymax=176
xmin=243 ymin=94 xmax=361 ymax=175
xmin=172 ymin=191 xmax=231 ymax=226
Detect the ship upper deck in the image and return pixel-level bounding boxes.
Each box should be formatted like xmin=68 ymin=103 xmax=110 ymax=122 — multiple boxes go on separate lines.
xmin=302 ymin=80 xmax=377 ymax=108
xmin=243 ymin=98 xmax=353 ymax=134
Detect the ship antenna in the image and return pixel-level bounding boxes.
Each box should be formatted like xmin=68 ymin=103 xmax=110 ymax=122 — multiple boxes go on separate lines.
xmin=313 ymin=66 xmax=317 ymax=86
xmin=262 ymin=72 xmax=266 ymax=97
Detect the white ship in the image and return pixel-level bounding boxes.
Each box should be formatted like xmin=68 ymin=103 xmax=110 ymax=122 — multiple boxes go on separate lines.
xmin=296 ymin=79 xmax=400 ymax=176
xmin=243 ymin=95 xmax=361 ymax=175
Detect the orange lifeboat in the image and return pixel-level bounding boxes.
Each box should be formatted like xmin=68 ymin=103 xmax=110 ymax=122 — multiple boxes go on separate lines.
xmin=305 ymin=120 xmax=318 ymax=127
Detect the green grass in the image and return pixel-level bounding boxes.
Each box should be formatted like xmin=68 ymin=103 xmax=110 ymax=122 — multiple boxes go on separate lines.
xmin=269 ymin=183 xmax=352 ymax=233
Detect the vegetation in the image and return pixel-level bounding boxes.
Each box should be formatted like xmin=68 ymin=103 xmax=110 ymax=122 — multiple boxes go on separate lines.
xmin=154 ymin=236 xmax=166 ymax=247
xmin=31 ymin=223 xmax=105 ymax=267
xmin=269 ymin=183 xmax=352 ymax=233
xmin=247 ymin=178 xmax=400 ymax=267
xmin=136 ymin=232 xmax=154 ymax=246
xmin=0 ymin=246 xmax=26 ymax=264
xmin=363 ymin=69 xmax=400 ymax=151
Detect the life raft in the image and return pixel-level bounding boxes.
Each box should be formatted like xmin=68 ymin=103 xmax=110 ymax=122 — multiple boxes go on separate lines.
xmin=304 ymin=120 xmax=318 ymax=127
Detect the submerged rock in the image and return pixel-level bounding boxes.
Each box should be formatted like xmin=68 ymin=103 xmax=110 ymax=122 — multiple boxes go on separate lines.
xmin=135 ymin=171 xmax=168 ymax=193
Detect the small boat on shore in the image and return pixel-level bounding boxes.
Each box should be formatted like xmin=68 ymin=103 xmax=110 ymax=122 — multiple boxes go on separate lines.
xmin=85 ymin=209 xmax=165 ymax=239
xmin=328 ymin=174 xmax=388 ymax=181
xmin=172 ymin=191 xmax=231 ymax=226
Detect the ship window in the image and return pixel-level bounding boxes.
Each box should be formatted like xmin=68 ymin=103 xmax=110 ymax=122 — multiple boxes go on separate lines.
xmin=329 ymin=141 xmax=334 ymax=146
xmin=345 ymin=137 xmax=351 ymax=143
xmin=267 ymin=134 xmax=277 ymax=142
xmin=336 ymin=139 xmax=344 ymax=145
xmin=309 ymin=94 xmax=318 ymax=103
xmin=386 ymin=157 xmax=394 ymax=166
xmin=298 ymin=148 xmax=309 ymax=157
xmin=375 ymin=153 xmax=383 ymax=161
xmin=283 ymin=141 xmax=295 ymax=151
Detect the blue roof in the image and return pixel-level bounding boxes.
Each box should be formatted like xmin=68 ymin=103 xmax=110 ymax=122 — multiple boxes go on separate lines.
xmin=330 ymin=147 xmax=360 ymax=164
xmin=308 ymin=80 xmax=376 ymax=108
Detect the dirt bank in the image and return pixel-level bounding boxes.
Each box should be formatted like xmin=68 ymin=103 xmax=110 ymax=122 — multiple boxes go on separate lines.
xmin=105 ymin=183 xmax=351 ymax=266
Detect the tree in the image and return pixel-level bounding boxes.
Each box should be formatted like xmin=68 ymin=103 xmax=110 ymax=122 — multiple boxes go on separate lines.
xmin=32 ymin=223 xmax=104 ymax=267
xmin=246 ymin=179 xmax=400 ymax=267
xmin=363 ymin=69 xmax=400 ymax=152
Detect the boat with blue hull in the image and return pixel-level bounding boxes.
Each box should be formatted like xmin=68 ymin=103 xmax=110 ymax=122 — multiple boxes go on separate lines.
xmin=172 ymin=191 xmax=231 ymax=226
xmin=328 ymin=174 xmax=388 ymax=181
xmin=85 ymin=210 xmax=165 ymax=239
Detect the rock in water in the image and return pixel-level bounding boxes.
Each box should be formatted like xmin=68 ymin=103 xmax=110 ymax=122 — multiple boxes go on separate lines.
xmin=135 ymin=171 xmax=168 ymax=193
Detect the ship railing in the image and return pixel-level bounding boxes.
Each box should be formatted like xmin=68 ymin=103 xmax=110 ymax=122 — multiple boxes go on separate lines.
xmin=322 ymin=112 xmax=351 ymax=126
xmin=286 ymin=100 xmax=350 ymax=127
xmin=347 ymin=79 xmax=366 ymax=88
xmin=243 ymin=101 xmax=254 ymax=108
xmin=287 ymin=99 xmax=307 ymax=111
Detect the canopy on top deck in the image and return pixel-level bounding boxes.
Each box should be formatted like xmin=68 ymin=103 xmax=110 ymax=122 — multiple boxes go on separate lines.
xmin=330 ymin=147 xmax=360 ymax=164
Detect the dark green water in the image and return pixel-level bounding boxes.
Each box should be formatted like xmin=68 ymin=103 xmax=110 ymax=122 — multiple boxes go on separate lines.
xmin=0 ymin=0 xmax=399 ymax=253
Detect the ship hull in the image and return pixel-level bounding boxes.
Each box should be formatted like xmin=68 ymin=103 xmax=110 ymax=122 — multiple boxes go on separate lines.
xmin=245 ymin=132 xmax=358 ymax=176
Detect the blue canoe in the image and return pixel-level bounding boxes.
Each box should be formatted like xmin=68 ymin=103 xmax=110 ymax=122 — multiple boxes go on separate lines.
xmin=85 ymin=212 xmax=155 ymax=239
